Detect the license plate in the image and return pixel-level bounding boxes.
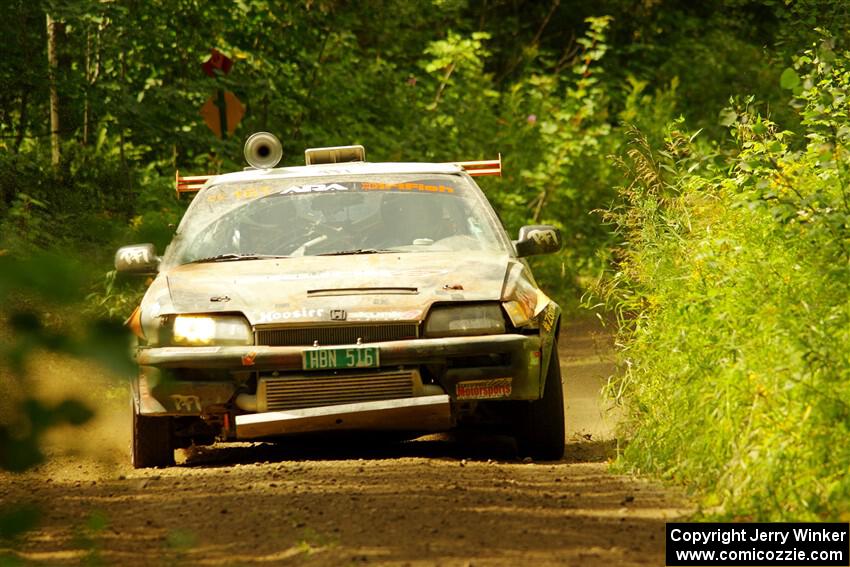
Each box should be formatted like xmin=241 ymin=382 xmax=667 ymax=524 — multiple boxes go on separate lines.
xmin=302 ymin=346 xmax=380 ymax=370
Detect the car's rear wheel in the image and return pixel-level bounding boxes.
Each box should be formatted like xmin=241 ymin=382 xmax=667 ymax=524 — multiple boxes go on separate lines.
xmin=514 ymin=349 xmax=565 ymax=461
xmin=132 ymin=399 xmax=175 ymax=468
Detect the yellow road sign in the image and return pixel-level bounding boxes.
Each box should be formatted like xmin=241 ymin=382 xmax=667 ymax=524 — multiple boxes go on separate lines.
xmin=200 ymin=90 xmax=245 ymax=139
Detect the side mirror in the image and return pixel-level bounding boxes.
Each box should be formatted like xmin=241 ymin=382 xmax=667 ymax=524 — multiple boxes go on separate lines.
xmin=515 ymin=225 xmax=562 ymax=257
xmin=115 ymin=244 xmax=159 ymax=275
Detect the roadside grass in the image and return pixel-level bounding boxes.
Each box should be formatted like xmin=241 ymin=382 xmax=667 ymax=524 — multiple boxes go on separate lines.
xmin=599 ymin=39 xmax=850 ymax=520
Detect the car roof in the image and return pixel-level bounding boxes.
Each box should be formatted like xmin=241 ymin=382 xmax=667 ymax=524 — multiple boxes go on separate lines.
xmin=207 ymin=161 xmax=465 ymax=186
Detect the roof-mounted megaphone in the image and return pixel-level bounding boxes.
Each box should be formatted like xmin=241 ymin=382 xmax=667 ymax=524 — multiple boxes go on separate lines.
xmin=244 ymin=132 xmax=283 ymax=169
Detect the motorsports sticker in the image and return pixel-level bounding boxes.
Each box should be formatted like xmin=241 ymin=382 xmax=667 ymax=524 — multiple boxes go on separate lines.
xmin=456 ymin=378 xmax=512 ymax=400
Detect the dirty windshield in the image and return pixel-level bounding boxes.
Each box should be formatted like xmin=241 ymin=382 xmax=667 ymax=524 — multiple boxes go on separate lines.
xmin=163 ymin=174 xmax=508 ymax=266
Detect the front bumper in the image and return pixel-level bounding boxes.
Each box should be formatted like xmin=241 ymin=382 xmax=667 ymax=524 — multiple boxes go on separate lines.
xmin=235 ymin=395 xmax=452 ymax=439
xmin=135 ymin=333 xmax=543 ymax=416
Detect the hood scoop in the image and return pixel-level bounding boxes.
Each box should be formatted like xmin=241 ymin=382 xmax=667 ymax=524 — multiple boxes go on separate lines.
xmin=307 ymin=287 xmax=419 ymax=297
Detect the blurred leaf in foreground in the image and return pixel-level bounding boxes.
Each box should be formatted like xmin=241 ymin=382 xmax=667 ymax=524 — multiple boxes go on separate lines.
xmin=0 ymin=504 xmax=40 ymax=540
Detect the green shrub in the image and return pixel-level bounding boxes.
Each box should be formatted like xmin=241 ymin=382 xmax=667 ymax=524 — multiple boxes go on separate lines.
xmin=602 ymin=37 xmax=850 ymax=520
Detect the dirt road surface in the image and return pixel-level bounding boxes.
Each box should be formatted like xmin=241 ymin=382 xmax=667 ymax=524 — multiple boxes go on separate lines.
xmin=0 ymin=318 xmax=689 ymax=566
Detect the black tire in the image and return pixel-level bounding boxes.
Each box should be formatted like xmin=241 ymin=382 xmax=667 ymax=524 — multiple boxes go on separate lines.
xmin=515 ymin=349 xmax=565 ymax=460
xmin=132 ymin=399 xmax=175 ymax=469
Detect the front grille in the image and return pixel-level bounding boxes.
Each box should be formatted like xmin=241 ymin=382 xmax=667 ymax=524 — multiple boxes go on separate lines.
xmin=255 ymin=324 xmax=418 ymax=346
xmin=258 ymin=370 xmax=415 ymax=411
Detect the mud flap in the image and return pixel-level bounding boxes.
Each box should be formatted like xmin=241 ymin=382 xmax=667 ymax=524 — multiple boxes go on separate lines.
xmin=235 ymin=395 xmax=452 ymax=439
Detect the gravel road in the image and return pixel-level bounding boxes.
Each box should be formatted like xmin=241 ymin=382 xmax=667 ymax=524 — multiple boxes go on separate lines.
xmin=0 ymin=318 xmax=689 ymax=566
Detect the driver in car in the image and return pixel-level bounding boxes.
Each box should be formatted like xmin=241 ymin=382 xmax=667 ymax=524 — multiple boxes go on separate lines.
xmin=232 ymin=198 xmax=298 ymax=255
xmin=373 ymin=192 xmax=447 ymax=249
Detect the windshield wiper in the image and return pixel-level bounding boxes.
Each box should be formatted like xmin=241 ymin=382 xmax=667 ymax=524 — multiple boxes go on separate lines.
xmin=189 ymin=253 xmax=289 ymax=263
xmin=317 ymin=248 xmax=400 ymax=256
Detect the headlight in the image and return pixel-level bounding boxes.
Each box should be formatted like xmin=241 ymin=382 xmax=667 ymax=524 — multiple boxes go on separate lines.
xmin=502 ymin=299 xmax=534 ymax=327
xmin=501 ymin=264 xmax=548 ymax=327
xmin=170 ymin=315 xmax=253 ymax=346
xmin=424 ymin=303 xmax=505 ymax=338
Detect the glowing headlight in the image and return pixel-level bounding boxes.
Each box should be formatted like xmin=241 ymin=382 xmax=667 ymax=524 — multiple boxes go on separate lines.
xmin=424 ymin=303 xmax=505 ymax=338
xmin=171 ymin=315 xmax=253 ymax=346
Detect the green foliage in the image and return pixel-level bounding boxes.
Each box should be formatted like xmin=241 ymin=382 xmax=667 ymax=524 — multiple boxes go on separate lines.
xmin=485 ymin=16 xmax=633 ymax=307
xmin=2 ymin=0 xmax=850 ymax=524
xmin=2 ymin=193 xmax=53 ymax=250
xmin=0 ymin=505 xmax=40 ymax=540
xmin=6 ymin=0 xmax=843 ymax=300
xmin=84 ymin=269 xmax=146 ymax=320
xmin=0 ymin=254 xmax=133 ymax=474
xmin=600 ymin=38 xmax=850 ymax=520
xmin=70 ymin=510 xmax=110 ymax=567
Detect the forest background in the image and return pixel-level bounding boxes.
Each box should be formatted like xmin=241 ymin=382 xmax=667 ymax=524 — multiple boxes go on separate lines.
xmin=2 ymin=0 xmax=850 ymax=521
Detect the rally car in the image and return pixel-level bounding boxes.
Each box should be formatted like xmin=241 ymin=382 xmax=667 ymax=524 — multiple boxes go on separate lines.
xmin=116 ymin=133 xmax=565 ymax=468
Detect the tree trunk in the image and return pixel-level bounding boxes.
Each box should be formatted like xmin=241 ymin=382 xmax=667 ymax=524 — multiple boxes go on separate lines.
xmin=46 ymin=12 xmax=61 ymax=169
xmin=119 ymin=48 xmax=131 ymax=196
xmin=83 ymin=29 xmax=91 ymax=146
xmin=14 ymin=90 xmax=28 ymax=153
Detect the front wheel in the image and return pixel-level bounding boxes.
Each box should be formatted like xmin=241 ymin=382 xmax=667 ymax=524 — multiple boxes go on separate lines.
xmin=514 ymin=349 xmax=565 ymax=460
xmin=132 ymin=398 xmax=175 ymax=468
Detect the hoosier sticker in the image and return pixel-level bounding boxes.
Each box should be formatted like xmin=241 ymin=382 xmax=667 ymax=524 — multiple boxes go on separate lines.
xmin=456 ymin=378 xmax=513 ymax=400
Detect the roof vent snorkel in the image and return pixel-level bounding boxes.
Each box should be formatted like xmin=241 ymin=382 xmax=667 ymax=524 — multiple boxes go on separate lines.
xmin=244 ymin=132 xmax=283 ymax=169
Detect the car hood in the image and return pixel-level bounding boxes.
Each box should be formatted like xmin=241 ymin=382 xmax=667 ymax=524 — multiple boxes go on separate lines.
xmin=156 ymin=251 xmax=513 ymax=325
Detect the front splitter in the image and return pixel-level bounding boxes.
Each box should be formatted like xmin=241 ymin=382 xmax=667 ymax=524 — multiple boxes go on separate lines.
xmin=234 ymin=395 xmax=452 ymax=439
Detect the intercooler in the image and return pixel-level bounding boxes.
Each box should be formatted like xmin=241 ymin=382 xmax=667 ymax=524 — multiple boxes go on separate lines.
xmin=256 ymin=370 xmax=417 ymax=412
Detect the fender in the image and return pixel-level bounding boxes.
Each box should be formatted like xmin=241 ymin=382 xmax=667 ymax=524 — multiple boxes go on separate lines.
xmin=535 ymin=301 xmax=561 ymax=397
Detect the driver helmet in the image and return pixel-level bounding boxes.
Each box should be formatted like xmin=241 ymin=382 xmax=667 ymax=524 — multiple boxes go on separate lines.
xmin=379 ymin=192 xmax=442 ymax=244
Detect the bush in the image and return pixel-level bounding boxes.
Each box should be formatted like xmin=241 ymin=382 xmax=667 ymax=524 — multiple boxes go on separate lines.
xmin=601 ymin=37 xmax=850 ymax=520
